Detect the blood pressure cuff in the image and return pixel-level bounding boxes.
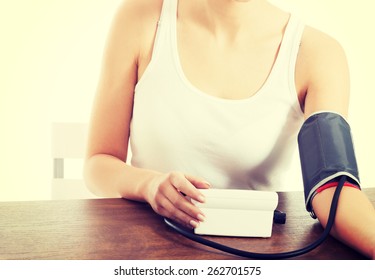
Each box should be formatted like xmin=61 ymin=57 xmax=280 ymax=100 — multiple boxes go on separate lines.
xmin=298 ymin=112 xmax=361 ymax=218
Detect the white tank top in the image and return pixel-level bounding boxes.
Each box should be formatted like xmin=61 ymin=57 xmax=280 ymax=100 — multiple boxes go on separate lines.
xmin=130 ymin=0 xmax=305 ymax=191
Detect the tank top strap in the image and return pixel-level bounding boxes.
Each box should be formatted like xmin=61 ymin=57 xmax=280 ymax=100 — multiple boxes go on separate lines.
xmin=149 ymin=0 xmax=176 ymax=60
xmin=285 ymin=15 xmax=305 ymax=113
xmin=280 ymin=14 xmax=305 ymax=75
xmin=279 ymin=15 xmax=305 ymax=58
xmin=268 ymin=14 xmax=305 ymax=115
xmin=269 ymin=15 xmax=304 ymax=74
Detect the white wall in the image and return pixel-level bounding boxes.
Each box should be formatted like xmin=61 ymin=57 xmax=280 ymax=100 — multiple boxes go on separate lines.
xmin=1 ymin=0 xmax=374 ymax=201
xmin=0 ymin=0 xmax=122 ymax=201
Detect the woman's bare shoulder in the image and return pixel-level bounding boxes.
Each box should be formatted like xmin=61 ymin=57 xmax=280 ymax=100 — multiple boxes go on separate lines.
xmin=102 ymin=0 xmax=163 ymax=68
xmin=115 ymin=0 xmax=163 ymax=28
xmin=297 ymin=25 xmax=350 ymax=116
xmin=298 ymin=25 xmax=349 ymax=87
xmin=300 ymin=25 xmax=347 ymax=64
xmin=111 ymin=0 xmax=163 ymax=58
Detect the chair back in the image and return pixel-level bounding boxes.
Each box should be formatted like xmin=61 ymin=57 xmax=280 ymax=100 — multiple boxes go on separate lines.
xmin=51 ymin=122 xmax=97 ymax=199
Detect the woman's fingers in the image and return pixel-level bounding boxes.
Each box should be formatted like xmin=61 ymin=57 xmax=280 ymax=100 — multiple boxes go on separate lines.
xmin=185 ymin=173 xmax=211 ymax=189
xmin=169 ymin=172 xmax=208 ymax=203
xmin=151 ymin=171 xmax=210 ymax=227
xmin=157 ymin=195 xmax=201 ymax=228
xmin=167 ymin=185 xmax=206 ymax=222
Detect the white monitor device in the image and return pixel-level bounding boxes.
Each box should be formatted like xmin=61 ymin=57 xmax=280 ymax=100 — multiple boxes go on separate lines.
xmin=192 ymin=189 xmax=278 ymax=238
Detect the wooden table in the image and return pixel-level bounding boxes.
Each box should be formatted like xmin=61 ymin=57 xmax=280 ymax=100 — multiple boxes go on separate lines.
xmin=1 ymin=189 xmax=374 ymax=260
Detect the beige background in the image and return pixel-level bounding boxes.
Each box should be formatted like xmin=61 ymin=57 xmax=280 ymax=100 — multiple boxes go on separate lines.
xmin=0 ymin=0 xmax=374 ymax=201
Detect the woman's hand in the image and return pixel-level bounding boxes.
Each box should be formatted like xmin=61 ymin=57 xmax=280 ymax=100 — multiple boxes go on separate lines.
xmin=146 ymin=171 xmax=210 ymax=228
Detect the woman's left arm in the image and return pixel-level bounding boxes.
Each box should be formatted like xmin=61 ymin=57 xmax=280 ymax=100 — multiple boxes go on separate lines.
xmin=313 ymin=187 xmax=375 ymax=259
xmin=297 ymin=27 xmax=375 ymax=259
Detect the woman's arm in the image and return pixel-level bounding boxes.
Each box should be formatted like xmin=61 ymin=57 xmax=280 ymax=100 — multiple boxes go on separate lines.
xmin=84 ymin=0 xmax=155 ymax=201
xmin=298 ymin=27 xmax=375 ymax=259
xmin=83 ymin=0 xmax=208 ymax=229
xmin=313 ymin=187 xmax=375 ymax=259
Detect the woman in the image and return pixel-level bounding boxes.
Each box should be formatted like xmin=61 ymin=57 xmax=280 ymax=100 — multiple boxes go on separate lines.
xmin=84 ymin=0 xmax=375 ymax=258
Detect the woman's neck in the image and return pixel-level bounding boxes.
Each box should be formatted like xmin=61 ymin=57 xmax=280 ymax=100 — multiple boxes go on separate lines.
xmin=179 ymin=0 xmax=280 ymax=44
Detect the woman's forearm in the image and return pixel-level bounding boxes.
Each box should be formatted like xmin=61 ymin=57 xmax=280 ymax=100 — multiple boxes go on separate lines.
xmin=83 ymin=154 xmax=209 ymax=228
xmin=83 ymin=154 xmax=161 ymax=202
xmin=312 ymin=187 xmax=375 ymax=259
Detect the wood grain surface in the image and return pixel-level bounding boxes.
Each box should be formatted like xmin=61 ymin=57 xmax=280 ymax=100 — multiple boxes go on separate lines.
xmin=1 ymin=189 xmax=374 ymax=260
